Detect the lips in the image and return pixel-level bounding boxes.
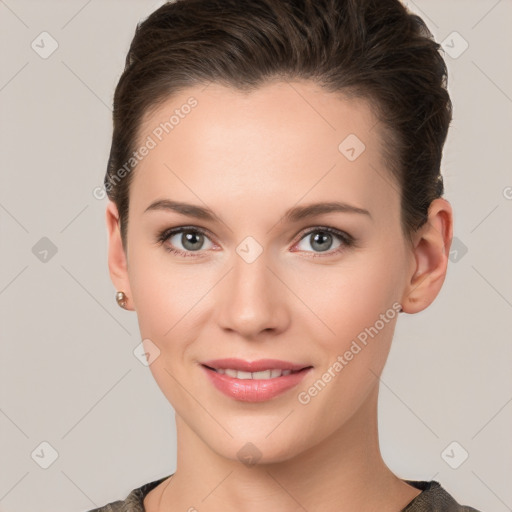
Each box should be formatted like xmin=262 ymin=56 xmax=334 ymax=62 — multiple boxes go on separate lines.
xmin=200 ymin=358 xmax=313 ymax=402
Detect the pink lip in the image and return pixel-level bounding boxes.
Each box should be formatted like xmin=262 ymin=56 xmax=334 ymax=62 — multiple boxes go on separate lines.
xmin=200 ymin=359 xmax=313 ymax=402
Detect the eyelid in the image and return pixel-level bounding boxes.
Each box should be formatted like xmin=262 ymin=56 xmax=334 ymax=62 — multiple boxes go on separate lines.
xmin=158 ymin=225 xmax=212 ymax=241
xmin=295 ymin=225 xmax=354 ymax=243
xmin=165 ymin=225 xmax=214 ymax=240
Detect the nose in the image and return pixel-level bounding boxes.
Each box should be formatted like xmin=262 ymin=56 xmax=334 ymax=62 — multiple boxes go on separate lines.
xmin=214 ymin=250 xmax=290 ymax=339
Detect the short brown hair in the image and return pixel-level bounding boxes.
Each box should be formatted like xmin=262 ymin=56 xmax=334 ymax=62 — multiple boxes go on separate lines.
xmin=105 ymin=0 xmax=452 ymax=249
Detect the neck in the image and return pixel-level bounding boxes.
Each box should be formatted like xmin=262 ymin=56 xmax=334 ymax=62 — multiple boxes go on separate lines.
xmin=150 ymin=383 xmax=420 ymax=512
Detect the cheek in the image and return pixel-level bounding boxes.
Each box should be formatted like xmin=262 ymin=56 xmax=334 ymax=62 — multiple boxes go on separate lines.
xmin=290 ymin=251 xmax=401 ymax=344
xmin=127 ymin=242 xmax=204 ymax=338
xmin=129 ymin=266 xmax=172 ymax=340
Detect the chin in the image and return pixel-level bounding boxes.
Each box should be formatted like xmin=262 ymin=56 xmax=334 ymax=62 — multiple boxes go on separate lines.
xmin=206 ymin=430 xmax=307 ymax=466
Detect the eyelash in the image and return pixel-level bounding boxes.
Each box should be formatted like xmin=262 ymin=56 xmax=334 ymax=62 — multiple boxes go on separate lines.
xmin=156 ymin=225 xmax=355 ymax=258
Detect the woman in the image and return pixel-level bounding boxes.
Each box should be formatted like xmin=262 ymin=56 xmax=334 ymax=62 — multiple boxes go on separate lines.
xmin=90 ymin=0 xmax=482 ymax=510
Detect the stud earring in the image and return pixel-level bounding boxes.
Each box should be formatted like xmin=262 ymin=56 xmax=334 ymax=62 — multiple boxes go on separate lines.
xmin=116 ymin=291 xmax=128 ymax=309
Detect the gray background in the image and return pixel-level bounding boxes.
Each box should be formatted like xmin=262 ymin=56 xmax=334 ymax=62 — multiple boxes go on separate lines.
xmin=1 ymin=1 xmax=511 ymax=511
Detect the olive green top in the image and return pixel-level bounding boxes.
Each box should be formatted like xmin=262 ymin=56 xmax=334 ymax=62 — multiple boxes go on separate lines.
xmin=87 ymin=475 xmax=482 ymax=511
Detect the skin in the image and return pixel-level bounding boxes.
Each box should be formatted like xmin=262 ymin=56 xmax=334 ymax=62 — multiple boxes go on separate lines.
xmin=106 ymin=80 xmax=453 ymax=512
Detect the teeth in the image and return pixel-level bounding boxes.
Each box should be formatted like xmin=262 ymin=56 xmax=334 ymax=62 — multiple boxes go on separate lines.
xmin=248 ymin=370 xmax=268 ymax=379
xmin=216 ymin=368 xmax=293 ymax=379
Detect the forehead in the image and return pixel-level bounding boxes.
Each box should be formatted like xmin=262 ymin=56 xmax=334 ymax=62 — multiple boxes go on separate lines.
xmin=130 ymin=80 xmax=399 ymax=226
xmin=138 ymin=80 xmax=380 ymax=159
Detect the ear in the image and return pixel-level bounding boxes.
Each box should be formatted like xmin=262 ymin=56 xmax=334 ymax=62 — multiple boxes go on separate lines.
xmin=106 ymin=201 xmax=134 ymax=311
xmin=401 ymin=198 xmax=453 ymax=314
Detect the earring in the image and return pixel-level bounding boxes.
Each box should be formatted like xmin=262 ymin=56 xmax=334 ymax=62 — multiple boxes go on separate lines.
xmin=116 ymin=291 xmax=128 ymax=309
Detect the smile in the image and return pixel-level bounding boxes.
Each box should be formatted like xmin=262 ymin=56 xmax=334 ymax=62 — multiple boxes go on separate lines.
xmin=201 ymin=363 xmax=313 ymax=402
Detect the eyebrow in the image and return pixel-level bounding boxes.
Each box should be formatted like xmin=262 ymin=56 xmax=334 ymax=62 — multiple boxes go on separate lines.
xmin=144 ymin=199 xmax=372 ymax=222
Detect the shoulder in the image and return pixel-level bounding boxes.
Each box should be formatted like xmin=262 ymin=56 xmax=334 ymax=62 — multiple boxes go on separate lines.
xmin=402 ymin=480 xmax=483 ymax=512
xmin=83 ymin=474 xmax=173 ymax=512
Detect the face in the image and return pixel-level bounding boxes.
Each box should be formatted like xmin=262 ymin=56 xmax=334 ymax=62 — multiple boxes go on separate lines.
xmin=109 ymin=80 xmax=422 ymax=463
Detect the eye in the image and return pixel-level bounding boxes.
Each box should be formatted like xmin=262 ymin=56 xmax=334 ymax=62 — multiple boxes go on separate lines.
xmin=157 ymin=225 xmax=355 ymax=258
xmin=157 ymin=226 xmax=215 ymax=257
xmin=293 ymin=227 xmax=354 ymax=256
